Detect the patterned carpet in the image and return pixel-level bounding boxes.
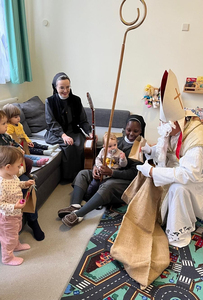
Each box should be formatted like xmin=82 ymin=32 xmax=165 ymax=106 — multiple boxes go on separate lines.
xmin=61 ymin=205 xmax=203 ymax=300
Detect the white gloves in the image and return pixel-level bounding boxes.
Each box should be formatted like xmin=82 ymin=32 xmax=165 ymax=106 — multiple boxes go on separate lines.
xmin=141 ymin=142 xmax=152 ymax=155
xmin=136 ymin=160 xmax=152 ymax=177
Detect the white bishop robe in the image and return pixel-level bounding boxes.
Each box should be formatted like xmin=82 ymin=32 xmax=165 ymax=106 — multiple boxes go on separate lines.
xmin=146 ymin=131 xmax=203 ymax=247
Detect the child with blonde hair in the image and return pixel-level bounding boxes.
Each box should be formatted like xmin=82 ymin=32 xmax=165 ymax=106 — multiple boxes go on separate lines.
xmin=86 ymin=132 xmax=127 ymax=199
xmin=0 ymin=146 xmax=34 ymax=265
xmin=3 ymin=103 xmax=58 ymax=156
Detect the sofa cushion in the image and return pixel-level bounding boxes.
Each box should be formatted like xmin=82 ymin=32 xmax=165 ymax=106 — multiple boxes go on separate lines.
xmin=20 ymin=96 xmax=47 ymax=133
xmin=13 ymin=103 xmax=32 ymax=136
xmin=84 ymin=107 xmax=130 ymax=128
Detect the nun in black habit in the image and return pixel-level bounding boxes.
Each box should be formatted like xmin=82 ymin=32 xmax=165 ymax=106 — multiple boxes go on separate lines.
xmin=44 ymin=72 xmax=92 ymax=181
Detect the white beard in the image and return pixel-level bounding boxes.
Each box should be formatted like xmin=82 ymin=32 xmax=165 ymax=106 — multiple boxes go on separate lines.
xmin=155 ymin=121 xmax=176 ymax=167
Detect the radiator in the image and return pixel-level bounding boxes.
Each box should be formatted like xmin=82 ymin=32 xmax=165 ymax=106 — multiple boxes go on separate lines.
xmin=0 ymin=97 xmax=18 ymax=108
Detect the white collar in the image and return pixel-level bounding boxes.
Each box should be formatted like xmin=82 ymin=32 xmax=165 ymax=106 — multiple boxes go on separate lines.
xmin=124 ymin=136 xmax=134 ymax=144
xmin=58 ymin=94 xmax=69 ymax=100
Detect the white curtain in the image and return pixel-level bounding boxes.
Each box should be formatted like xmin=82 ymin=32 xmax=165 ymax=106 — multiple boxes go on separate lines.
xmin=0 ymin=0 xmax=10 ymax=84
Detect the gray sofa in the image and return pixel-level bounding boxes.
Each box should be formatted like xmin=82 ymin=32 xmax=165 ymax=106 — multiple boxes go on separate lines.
xmin=13 ymin=96 xmax=130 ymax=210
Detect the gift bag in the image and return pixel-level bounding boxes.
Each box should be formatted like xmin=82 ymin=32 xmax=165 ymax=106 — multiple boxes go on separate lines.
xmin=20 ymin=138 xmax=30 ymax=155
xmin=11 ymin=133 xmax=30 ymax=155
xmin=22 ymin=185 xmax=37 ymax=213
xmin=128 ymin=135 xmax=146 ymax=162
xmin=110 ymin=172 xmax=170 ymax=289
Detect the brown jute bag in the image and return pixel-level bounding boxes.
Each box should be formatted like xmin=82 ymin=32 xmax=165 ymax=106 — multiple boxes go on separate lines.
xmin=22 ymin=185 xmax=37 ymax=213
xmin=11 ymin=133 xmax=30 ymax=155
xmin=128 ymin=136 xmax=146 ymax=162
xmin=110 ymin=172 xmax=170 ymax=289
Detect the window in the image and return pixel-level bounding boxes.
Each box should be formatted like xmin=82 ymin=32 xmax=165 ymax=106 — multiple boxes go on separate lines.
xmin=0 ymin=0 xmax=32 ymax=84
xmin=0 ymin=0 xmax=10 ymax=84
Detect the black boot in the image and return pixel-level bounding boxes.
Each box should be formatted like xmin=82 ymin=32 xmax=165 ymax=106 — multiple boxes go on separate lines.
xmin=28 ymin=220 xmax=45 ymax=241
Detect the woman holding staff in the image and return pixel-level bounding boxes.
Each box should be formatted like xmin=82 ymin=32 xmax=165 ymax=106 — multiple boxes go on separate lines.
xmin=58 ymin=115 xmax=146 ymax=226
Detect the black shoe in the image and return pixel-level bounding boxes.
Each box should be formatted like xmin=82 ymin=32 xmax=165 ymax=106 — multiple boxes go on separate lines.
xmin=28 ymin=220 xmax=45 ymax=241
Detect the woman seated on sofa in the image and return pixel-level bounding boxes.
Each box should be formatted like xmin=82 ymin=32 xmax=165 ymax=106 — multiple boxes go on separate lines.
xmin=44 ymin=72 xmax=92 ymax=181
xmin=58 ymin=114 xmax=146 ymax=227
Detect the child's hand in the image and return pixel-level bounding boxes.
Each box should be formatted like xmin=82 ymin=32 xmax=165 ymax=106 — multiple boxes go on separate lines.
xmin=28 ymin=142 xmax=34 ymax=147
xmin=25 ymin=180 xmax=35 ymax=187
xmin=14 ymin=199 xmax=26 ymax=209
xmin=120 ymin=152 xmax=126 ymax=160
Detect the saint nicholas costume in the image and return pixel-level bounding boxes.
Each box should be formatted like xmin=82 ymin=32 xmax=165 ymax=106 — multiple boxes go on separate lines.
xmin=110 ymin=69 xmax=203 ymax=289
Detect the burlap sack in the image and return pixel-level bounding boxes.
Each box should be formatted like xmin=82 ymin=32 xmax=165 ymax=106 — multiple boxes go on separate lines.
xmin=121 ymin=171 xmax=147 ymax=204
xmin=128 ymin=136 xmax=146 ymax=162
xmin=110 ymin=172 xmax=170 ymax=289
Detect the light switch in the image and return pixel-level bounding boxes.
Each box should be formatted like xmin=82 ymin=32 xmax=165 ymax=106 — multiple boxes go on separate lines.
xmin=182 ymin=24 xmax=190 ymax=31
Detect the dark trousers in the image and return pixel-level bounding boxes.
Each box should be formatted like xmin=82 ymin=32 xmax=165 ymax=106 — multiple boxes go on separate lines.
xmin=85 ymin=179 xmax=101 ymax=200
xmin=85 ymin=178 xmax=108 ymax=201
xmin=29 ymin=142 xmax=48 ymax=155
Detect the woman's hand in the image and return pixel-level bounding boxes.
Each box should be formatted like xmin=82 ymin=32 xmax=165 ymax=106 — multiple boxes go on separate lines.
xmin=61 ymin=133 xmax=74 ymax=145
xmin=99 ymin=164 xmax=113 ymax=177
xmin=92 ymin=165 xmax=101 ymax=180
xmin=28 ymin=142 xmax=34 ymax=147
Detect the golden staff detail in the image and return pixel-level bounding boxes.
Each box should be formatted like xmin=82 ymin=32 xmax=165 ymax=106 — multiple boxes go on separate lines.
xmin=101 ymin=0 xmax=147 ymax=178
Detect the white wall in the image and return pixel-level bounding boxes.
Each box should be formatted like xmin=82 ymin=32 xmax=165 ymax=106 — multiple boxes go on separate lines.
xmin=1 ymin=0 xmax=203 ymax=144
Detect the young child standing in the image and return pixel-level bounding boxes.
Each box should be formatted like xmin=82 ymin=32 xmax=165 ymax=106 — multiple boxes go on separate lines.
xmin=86 ymin=132 xmax=127 ymax=199
xmin=0 ymin=146 xmax=34 ymax=266
xmin=3 ymin=104 xmax=58 ymax=156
